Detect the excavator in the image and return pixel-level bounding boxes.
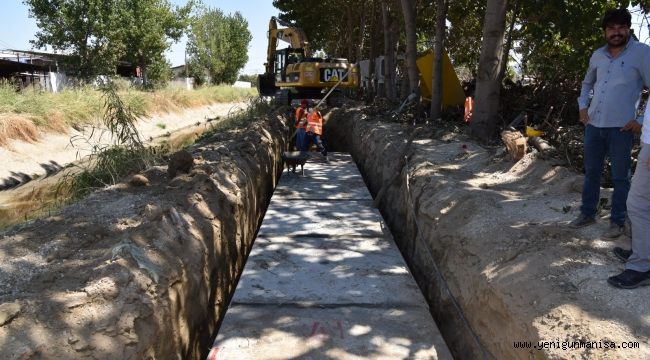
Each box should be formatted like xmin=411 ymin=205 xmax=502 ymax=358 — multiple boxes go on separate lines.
xmin=257 ymin=16 xmax=359 ymax=107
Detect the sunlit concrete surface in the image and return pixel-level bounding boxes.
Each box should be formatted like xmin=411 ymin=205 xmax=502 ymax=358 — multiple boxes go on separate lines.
xmin=209 ymin=152 xmax=452 ymax=360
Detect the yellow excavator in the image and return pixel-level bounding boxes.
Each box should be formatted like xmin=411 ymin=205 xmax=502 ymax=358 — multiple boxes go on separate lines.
xmin=258 ymin=16 xmax=359 ymax=107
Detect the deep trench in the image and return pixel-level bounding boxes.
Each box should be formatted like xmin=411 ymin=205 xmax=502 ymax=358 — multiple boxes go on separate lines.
xmin=1 ymin=107 xmax=482 ymax=360
xmin=202 ymin=107 xmax=482 ymax=359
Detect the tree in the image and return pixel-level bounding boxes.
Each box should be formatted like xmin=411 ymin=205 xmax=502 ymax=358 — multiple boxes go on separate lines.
xmin=121 ymin=0 xmax=191 ymax=88
xmin=382 ymin=0 xmax=398 ymax=101
xmin=446 ymin=0 xmax=486 ymax=75
xmin=430 ymin=0 xmax=448 ymax=120
xmin=25 ymin=0 xmax=126 ymax=79
xmin=469 ymin=0 xmax=508 ymax=142
xmin=186 ymin=7 xmax=252 ymax=84
xmin=400 ymin=0 xmax=419 ymax=96
xmin=25 ymin=0 xmax=191 ymax=84
xmin=273 ymin=0 xmax=375 ymax=61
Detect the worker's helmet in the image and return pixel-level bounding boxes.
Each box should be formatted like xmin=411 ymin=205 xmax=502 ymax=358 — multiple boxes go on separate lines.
xmin=301 ymin=99 xmax=309 ymax=107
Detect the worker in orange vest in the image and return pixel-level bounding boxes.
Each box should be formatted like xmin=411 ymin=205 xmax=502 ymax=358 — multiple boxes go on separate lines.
xmin=303 ymin=102 xmax=328 ymax=161
xmin=464 ymin=97 xmax=473 ymax=123
xmin=294 ymin=99 xmax=309 ymax=150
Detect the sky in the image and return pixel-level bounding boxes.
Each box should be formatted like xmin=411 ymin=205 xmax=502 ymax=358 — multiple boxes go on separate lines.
xmin=0 ymin=1 xmax=280 ymax=75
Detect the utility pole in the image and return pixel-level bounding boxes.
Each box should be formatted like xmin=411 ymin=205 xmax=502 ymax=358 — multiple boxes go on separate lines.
xmin=184 ymin=48 xmax=191 ymax=90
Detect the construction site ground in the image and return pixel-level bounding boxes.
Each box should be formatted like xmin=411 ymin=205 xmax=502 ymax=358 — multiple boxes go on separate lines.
xmin=0 ymin=102 xmax=649 ymax=359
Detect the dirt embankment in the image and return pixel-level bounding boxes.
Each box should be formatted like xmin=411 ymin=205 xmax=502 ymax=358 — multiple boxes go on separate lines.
xmin=0 ymin=102 xmax=247 ymax=189
xmin=0 ymin=112 xmax=287 ymax=359
xmin=326 ymin=108 xmax=650 ymax=359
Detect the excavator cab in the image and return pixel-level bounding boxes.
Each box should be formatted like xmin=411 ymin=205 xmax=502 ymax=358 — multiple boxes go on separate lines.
xmin=274 ymin=48 xmax=305 ymax=82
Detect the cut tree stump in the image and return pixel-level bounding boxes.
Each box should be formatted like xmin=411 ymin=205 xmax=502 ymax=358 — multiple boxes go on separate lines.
xmin=501 ymin=130 xmax=527 ymax=161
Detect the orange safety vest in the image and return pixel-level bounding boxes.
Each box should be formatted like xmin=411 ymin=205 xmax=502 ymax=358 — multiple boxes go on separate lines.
xmin=306 ymin=110 xmax=323 ymax=135
xmin=295 ymin=107 xmax=307 ymax=128
xmin=464 ymin=97 xmax=473 ymax=124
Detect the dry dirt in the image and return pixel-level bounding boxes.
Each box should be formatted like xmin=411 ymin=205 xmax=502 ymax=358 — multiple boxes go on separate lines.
xmin=2 ymin=102 xmax=650 ymax=360
xmin=0 ymin=105 xmax=287 ymax=359
xmin=327 ymin=107 xmax=650 ymax=359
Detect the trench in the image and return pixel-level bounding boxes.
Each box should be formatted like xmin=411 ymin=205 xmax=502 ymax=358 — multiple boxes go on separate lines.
xmin=2 ymin=105 xmax=482 ymax=359
xmin=5 ymin=103 xmax=647 ymax=359
xmin=201 ymin=106 xmax=481 ymax=359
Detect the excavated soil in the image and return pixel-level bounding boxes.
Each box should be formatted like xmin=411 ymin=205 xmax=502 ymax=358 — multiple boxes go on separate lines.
xmin=326 ymin=107 xmax=650 ymax=359
xmin=2 ymin=103 xmax=650 ymax=360
xmin=0 ymin=110 xmax=288 ymax=359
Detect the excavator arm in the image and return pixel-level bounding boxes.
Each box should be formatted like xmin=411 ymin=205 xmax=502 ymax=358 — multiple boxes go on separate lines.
xmin=265 ymin=16 xmax=309 ymax=74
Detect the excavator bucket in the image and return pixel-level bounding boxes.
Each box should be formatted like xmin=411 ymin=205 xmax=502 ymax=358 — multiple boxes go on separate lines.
xmin=416 ymin=49 xmax=465 ymax=110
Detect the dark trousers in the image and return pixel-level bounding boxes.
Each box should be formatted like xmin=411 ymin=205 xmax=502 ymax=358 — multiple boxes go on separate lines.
xmin=303 ymin=132 xmax=327 ymax=156
xmin=581 ymin=124 xmax=633 ymax=225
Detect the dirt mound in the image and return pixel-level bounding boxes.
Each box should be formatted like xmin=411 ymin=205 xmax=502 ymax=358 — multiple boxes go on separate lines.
xmin=326 ymin=107 xmax=650 ymax=359
xmin=0 ymin=113 xmax=287 ymax=359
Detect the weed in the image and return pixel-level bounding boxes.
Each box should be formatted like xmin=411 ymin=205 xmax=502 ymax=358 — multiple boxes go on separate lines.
xmin=56 ymin=82 xmax=158 ymax=201
xmin=156 ymin=123 xmax=167 ymax=129
xmin=58 ymin=145 xmax=158 ymax=199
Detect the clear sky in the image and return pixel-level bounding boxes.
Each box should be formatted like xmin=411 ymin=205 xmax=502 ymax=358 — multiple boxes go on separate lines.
xmin=0 ymin=1 xmax=280 ymax=75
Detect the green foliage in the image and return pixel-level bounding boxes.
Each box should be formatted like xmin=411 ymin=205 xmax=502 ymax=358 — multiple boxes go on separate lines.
xmin=446 ymin=1 xmax=486 ymax=73
xmin=238 ymin=73 xmax=258 ymax=87
xmin=120 ymin=0 xmax=192 ymax=88
xmin=24 ymin=0 xmax=191 ymax=82
xmin=99 ymin=82 xmax=146 ymax=148
xmin=273 ymin=0 xmax=367 ymax=59
xmin=24 ymin=0 xmax=125 ymax=78
xmin=144 ymin=57 xmax=174 ymax=90
xmin=186 ymin=5 xmax=252 ymax=85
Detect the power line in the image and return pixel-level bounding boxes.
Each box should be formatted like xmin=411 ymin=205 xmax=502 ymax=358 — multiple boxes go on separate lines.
xmin=0 ymin=39 xmax=16 ymax=49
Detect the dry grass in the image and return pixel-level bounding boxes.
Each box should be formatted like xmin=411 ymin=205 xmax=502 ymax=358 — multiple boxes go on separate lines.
xmin=0 ymin=114 xmax=40 ymax=147
xmin=0 ymin=83 xmax=257 ymax=147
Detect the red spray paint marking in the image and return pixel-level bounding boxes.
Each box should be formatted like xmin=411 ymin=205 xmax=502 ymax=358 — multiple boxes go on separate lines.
xmin=309 ymin=320 xmax=345 ymax=339
xmin=207 ymin=346 xmax=222 ymax=360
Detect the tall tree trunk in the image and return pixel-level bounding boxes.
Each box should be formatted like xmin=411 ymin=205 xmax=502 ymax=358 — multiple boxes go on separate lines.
xmin=382 ymin=0 xmax=397 ymax=101
xmin=357 ymin=0 xmax=367 ymax=64
xmin=369 ymin=0 xmax=378 ymax=99
xmin=400 ymin=0 xmax=418 ymax=95
xmin=497 ymin=0 xmax=519 ymax=82
xmin=470 ymin=0 xmax=508 ymax=142
xmin=430 ymin=0 xmax=447 ymax=120
xmin=347 ymin=11 xmax=354 ymax=61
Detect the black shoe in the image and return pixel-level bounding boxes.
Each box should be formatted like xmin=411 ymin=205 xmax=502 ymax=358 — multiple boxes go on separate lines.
xmin=607 ymin=269 xmax=650 ymax=289
xmin=568 ymin=213 xmax=596 ymax=228
xmin=613 ymin=247 xmax=632 ymax=262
